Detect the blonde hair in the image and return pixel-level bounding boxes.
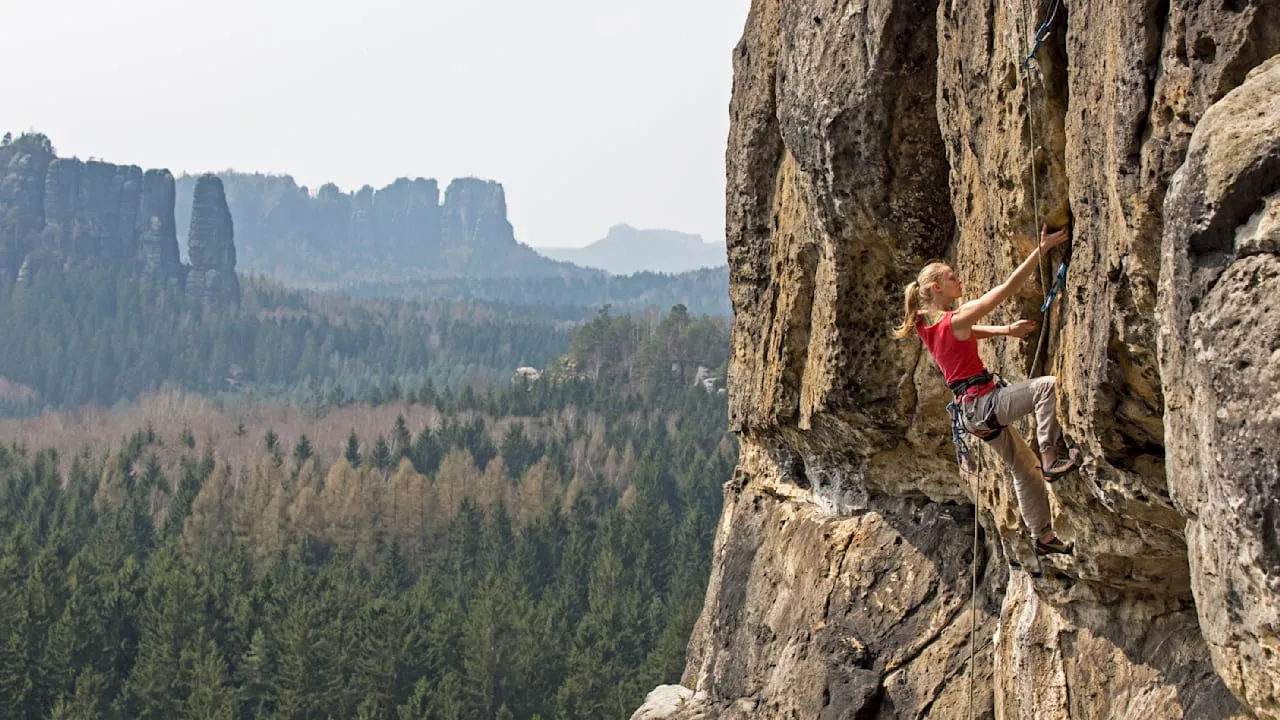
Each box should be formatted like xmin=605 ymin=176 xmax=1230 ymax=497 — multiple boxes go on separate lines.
xmin=891 ymin=262 xmax=950 ymax=339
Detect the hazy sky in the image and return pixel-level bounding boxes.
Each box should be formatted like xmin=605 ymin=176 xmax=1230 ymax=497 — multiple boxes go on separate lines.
xmin=1 ymin=0 xmax=749 ymax=248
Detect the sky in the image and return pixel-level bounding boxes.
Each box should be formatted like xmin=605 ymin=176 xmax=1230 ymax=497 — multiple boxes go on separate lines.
xmin=0 ymin=0 xmax=750 ymax=249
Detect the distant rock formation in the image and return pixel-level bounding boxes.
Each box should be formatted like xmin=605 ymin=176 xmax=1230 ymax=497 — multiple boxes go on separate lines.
xmin=42 ymin=158 xmax=169 ymax=266
xmin=361 ymin=177 xmax=441 ymax=252
xmin=138 ymin=169 xmax=181 ymax=280
xmin=0 ymin=135 xmax=55 ymax=279
xmin=441 ymin=178 xmax=513 ymax=248
xmin=538 ymin=224 xmax=728 ymax=275
xmin=173 ymin=172 xmax=590 ymax=286
xmin=185 ymin=174 xmax=239 ymax=308
xmin=0 ymin=133 xmax=234 ymax=306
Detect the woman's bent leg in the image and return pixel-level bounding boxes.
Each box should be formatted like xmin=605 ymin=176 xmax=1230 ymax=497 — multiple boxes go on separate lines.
xmin=994 ymin=376 xmax=1061 ymax=455
xmin=986 ymin=429 xmax=1052 ymax=540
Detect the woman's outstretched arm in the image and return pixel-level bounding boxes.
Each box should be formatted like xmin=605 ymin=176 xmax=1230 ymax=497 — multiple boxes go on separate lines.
xmin=971 ymin=320 xmax=1037 ymax=339
xmin=951 ymin=225 xmax=1070 ymax=334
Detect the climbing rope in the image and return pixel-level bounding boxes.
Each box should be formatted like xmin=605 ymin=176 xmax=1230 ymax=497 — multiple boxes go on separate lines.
xmin=968 ymin=461 xmax=981 ymax=719
xmin=965 ymin=2 xmax=1066 ymax=718
xmin=946 ymin=398 xmax=983 ymax=720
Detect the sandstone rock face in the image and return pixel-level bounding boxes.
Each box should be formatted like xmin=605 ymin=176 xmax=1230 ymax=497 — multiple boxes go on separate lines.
xmin=646 ymin=0 xmax=1280 ymax=718
xmin=136 ymin=169 xmax=181 ymax=279
xmin=441 ymin=178 xmax=516 ymax=249
xmin=43 ymin=158 xmax=144 ymax=261
xmin=174 ymin=171 xmax=578 ymax=284
xmin=0 ymin=140 xmax=54 ymax=280
xmin=186 ymin=174 xmax=240 ymax=308
xmin=370 ymin=177 xmax=441 ymax=252
xmin=1159 ymin=56 xmax=1280 ymax=718
xmin=0 ymin=140 xmax=185 ymax=286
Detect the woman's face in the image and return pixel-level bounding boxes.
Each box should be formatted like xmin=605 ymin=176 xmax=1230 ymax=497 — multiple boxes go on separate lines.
xmin=931 ymin=266 xmax=963 ymax=301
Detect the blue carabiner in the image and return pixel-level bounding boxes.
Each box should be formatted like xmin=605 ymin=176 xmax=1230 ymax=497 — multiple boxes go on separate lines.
xmin=1040 ymin=260 xmax=1068 ymax=312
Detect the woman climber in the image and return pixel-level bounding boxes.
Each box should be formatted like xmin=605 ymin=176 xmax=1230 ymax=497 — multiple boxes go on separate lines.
xmin=892 ymin=224 xmax=1080 ymax=556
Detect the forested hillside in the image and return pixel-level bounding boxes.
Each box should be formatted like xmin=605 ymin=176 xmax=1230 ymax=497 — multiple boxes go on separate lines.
xmin=0 ymin=265 xmax=573 ymax=415
xmin=0 ymin=307 xmax=735 ymax=719
xmin=344 ymin=266 xmax=731 ymax=318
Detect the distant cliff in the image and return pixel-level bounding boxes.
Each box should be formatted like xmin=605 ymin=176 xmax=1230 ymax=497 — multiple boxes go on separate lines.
xmin=539 ymin=224 xmax=728 ymax=275
xmin=174 ymin=172 xmax=591 ymax=288
xmin=0 ymin=133 xmax=238 ymax=308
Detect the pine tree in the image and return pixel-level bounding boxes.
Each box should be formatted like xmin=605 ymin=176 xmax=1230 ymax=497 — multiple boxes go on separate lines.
xmin=344 ymin=431 xmax=362 ymax=468
xmin=181 ymin=462 xmax=235 ymax=566
xmin=396 ymin=676 xmax=431 ymax=720
xmin=293 ymin=434 xmax=313 ymax=470
xmin=392 ymin=415 xmax=412 ymax=460
xmin=372 ymin=436 xmax=393 ymax=476
xmin=239 ymin=628 xmax=276 ymax=718
xmin=500 ymin=423 xmax=539 ymax=480
xmin=121 ymin=549 xmax=201 ymax=719
xmin=47 ymin=668 xmax=107 ymax=720
xmin=181 ymin=634 xmax=238 ymax=720
xmin=411 ymin=427 xmax=442 ymax=475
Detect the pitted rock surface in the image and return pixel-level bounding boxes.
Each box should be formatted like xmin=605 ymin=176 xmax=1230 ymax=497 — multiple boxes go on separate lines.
xmin=644 ymin=0 xmax=1280 ymax=717
xmin=1160 ymin=54 xmax=1280 ymax=718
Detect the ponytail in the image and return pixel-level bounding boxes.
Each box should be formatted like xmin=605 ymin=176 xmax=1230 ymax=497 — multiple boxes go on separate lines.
xmin=892 ymin=262 xmax=949 ymax=339
xmin=892 ymin=281 xmax=921 ymax=339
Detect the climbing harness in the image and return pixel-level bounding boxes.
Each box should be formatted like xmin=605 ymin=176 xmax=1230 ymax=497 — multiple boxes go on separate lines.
xmin=947 ymin=400 xmax=978 ymax=473
xmin=945 ymin=372 xmax=1011 ymax=477
xmin=948 ymin=372 xmax=1006 ymax=447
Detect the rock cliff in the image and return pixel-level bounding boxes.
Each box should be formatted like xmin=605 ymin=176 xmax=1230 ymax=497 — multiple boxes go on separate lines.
xmin=0 ymin=135 xmax=55 ymax=279
xmin=0 ymin=135 xmax=236 ymax=306
xmin=636 ymin=0 xmax=1280 ymax=718
xmin=173 ymin=172 xmax=585 ymax=286
xmin=185 ymin=174 xmax=239 ymax=309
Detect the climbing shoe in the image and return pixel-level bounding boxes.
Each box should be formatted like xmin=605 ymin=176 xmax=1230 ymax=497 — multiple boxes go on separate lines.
xmin=1034 ymin=536 xmax=1074 ymax=556
xmin=1041 ymin=447 xmax=1082 ymax=482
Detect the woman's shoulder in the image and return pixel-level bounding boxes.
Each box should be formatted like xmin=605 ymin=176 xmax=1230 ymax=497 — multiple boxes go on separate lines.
xmin=920 ymin=310 xmax=952 ymax=329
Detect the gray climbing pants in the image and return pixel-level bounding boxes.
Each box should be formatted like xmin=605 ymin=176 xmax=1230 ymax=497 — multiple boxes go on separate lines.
xmin=977 ymin=376 xmax=1061 ymax=538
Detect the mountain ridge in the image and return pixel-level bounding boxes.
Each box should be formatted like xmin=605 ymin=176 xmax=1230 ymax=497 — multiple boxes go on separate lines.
xmin=537 ymin=224 xmax=727 ymax=275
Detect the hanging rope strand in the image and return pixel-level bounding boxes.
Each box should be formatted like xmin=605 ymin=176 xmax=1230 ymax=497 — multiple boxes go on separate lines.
xmin=967 ymin=463 xmax=981 ymax=719
xmin=966 ymin=1 xmax=1065 ymax=717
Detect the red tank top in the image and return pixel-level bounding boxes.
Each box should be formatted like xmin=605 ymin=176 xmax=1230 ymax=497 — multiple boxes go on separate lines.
xmin=916 ymin=312 xmax=992 ymax=393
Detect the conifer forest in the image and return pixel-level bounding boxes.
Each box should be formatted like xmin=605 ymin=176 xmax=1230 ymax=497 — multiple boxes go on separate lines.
xmin=0 ymin=261 xmax=734 ymax=719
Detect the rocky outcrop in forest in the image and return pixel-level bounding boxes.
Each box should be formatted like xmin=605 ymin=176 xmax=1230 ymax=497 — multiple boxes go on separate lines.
xmin=635 ymin=0 xmax=1280 ymax=718
xmin=185 ymin=174 xmax=239 ymax=309
xmin=0 ymin=136 xmax=239 ymax=307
